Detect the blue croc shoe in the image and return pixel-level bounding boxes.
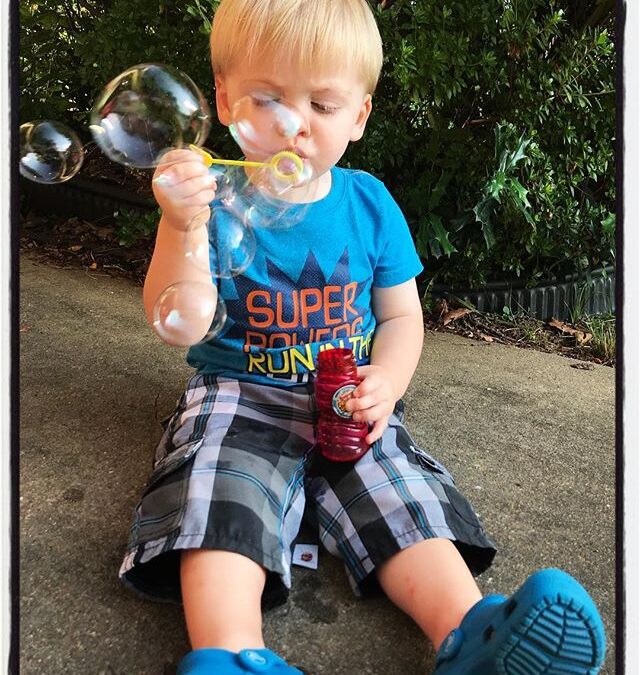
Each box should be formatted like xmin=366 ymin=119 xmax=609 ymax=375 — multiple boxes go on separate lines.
xmin=434 ymin=568 xmax=606 ymax=675
xmin=177 ymin=648 xmax=304 ymax=675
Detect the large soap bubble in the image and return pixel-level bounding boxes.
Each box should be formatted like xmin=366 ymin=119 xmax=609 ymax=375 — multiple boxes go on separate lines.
xmin=228 ymin=94 xmax=316 ymax=202
xmin=229 ymin=94 xmax=305 ymax=158
xmin=90 ymin=63 xmax=211 ymax=168
xmin=152 ymin=281 xmax=227 ymax=346
xmin=20 ymin=120 xmax=84 ymax=184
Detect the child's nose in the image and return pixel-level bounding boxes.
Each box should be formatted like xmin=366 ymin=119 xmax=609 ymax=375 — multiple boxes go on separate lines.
xmin=274 ymin=106 xmax=309 ymax=139
xmin=295 ymin=116 xmax=311 ymax=138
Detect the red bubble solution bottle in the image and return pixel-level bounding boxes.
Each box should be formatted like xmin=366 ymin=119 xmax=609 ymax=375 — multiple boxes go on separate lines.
xmin=314 ymin=347 xmax=370 ymax=462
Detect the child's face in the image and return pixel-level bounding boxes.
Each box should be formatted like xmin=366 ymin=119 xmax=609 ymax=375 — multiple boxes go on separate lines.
xmin=215 ymin=57 xmax=373 ymax=193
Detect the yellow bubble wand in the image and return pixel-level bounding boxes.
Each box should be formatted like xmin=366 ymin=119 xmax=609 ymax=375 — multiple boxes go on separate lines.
xmin=188 ymin=144 xmax=304 ymax=183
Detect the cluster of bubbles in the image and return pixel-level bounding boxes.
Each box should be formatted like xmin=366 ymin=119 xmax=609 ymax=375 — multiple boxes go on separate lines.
xmin=20 ymin=63 xmax=315 ymax=346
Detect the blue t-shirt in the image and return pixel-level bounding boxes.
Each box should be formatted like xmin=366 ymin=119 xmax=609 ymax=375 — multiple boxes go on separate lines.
xmin=186 ymin=166 xmax=423 ymax=386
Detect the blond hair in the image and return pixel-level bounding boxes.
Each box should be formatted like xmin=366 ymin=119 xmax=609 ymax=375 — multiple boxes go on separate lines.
xmin=210 ymin=0 xmax=383 ymax=94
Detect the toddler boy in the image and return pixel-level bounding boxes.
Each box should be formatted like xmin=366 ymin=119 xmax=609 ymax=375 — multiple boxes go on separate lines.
xmin=120 ymin=1 xmax=606 ymax=673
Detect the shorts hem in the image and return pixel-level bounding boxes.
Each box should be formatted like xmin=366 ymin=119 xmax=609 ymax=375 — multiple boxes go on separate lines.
xmin=120 ymin=531 xmax=291 ymax=602
xmin=346 ymin=525 xmax=496 ymax=597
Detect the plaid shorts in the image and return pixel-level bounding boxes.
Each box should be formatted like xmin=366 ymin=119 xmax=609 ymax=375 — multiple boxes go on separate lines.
xmin=120 ymin=373 xmax=496 ymax=605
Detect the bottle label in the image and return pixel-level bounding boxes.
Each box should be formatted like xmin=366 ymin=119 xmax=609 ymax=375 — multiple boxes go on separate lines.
xmin=331 ymin=384 xmax=357 ymax=419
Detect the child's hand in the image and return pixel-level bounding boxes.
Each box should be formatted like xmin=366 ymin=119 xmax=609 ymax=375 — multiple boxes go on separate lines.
xmin=345 ymin=364 xmax=396 ymax=445
xmin=152 ymin=148 xmax=217 ymax=231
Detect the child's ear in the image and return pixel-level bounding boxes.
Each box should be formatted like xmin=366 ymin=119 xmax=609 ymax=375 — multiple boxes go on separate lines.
xmin=214 ymin=75 xmax=231 ymax=127
xmin=350 ymin=94 xmax=373 ymax=142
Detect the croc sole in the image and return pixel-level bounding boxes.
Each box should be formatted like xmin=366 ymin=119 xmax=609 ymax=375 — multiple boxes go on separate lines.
xmin=435 ymin=569 xmax=606 ymax=675
xmin=495 ymin=593 xmax=605 ymax=674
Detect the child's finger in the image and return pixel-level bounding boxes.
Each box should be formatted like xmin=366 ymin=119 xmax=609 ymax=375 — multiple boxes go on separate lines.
xmin=347 ymin=390 xmax=379 ymax=413
xmin=365 ymin=418 xmax=389 ymax=445
xmin=169 ymin=175 xmax=217 ymax=200
xmin=154 ymin=162 xmax=211 ymax=188
xmin=353 ymin=401 xmax=391 ymax=424
xmin=156 ymin=148 xmax=207 ymax=168
xmin=155 ymin=175 xmax=217 ymax=204
xmin=352 ymin=375 xmax=379 ymax=399
xmin=180 ymin=189 xmax=217 ymax=208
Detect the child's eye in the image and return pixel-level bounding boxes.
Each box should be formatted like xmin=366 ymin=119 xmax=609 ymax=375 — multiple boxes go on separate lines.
xmin=312 ymin=102 xmax=339 ymax=114
xmin=251 ymin=95 xmax=280 ymax=108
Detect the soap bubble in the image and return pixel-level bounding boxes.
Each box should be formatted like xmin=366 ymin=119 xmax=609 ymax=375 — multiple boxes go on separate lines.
xmin=228 ymin=94 xmax=315 ymax=201
xmin=152 ymin=281 xmax=227 ymax=346
xmin=230 ymin=169 xmax=309 ymax=230
xmin=19 ymin=120 xmax=84 ymax=184
xmin=184 ymin=199 xmax=256 ymax=278
xmin=191 ymin=158 xmax=311 ymax=234
xmin=229 ymin=94 xmax=304 ymax=157
xmin=90 ymin=63 xmax=211 ymax=168
xmin=208 ymin=207 xmax=256 ymax=278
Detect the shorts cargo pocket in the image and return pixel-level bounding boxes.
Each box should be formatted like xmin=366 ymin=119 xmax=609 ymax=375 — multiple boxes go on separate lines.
xmin=408 ymin=444 xmax=454 ymax=480
xmin=131 ymin=437 xmax=203 ymax=546
xmin=153 ymin=388 xmax=199 ymax=467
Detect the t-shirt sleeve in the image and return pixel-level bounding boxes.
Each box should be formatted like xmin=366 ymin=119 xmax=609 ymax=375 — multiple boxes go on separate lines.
xmin=372 ymin=181 xmax=424 ymax=288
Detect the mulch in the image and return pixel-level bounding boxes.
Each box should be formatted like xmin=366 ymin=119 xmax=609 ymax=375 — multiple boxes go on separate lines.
xmin=425 ymin=300 xmax=614 ymax=367
xmin=20 ymin=210 xmax=153 ymax=285
xmin=80 ymin=143 xmax=154 ymax=197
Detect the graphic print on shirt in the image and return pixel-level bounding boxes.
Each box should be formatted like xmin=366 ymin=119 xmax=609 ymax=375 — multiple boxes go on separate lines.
xmin=223 ymin=248 xmax=374 ymax=376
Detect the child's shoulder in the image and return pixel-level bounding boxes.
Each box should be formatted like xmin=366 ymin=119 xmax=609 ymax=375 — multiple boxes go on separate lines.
xmin=334 ymin=166 xmax=391 ymax=200
xmin=336 ymin=166 xmax=385 ymax=188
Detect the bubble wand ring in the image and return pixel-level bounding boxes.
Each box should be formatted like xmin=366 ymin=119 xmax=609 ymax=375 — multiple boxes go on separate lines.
xmin=188 ymin=144 xmax=304 ymax=183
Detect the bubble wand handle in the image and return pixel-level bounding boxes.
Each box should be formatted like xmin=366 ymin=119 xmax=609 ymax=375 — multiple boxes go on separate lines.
xmin=188 ymin=144 xmax=303 ymax=182
xmin=189 ymin=145 xmax=266 ymax=168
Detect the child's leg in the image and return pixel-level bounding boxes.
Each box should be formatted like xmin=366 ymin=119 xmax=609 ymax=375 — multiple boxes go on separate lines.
xmin=377 ymin=538 xmax=481 ymax=650
xmin=378 ymin=540 xmax=606 ymax=674
xmin=181 ymin=549 xmax=266 ymax=652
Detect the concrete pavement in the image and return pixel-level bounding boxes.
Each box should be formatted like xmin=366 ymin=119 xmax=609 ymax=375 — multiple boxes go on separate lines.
xmin=19 ymin=254 xmax=616 ymax=674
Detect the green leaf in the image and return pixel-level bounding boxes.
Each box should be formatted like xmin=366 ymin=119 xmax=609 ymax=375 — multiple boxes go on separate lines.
xmin=504 ymin=134 xmax=531 ymax=172
xmin=601 ymin=212 xmax=615 ymax=236
xmin=428 ymin=214 xmax=458 ymax=257
xmin=428 ymin=171 xmax=452 ymax=210
xmin=417 ymin=215 xmax=457 ymax=259
xmin=473 ymin=197 xmax=497 ymax=249
xmin=486 ymin=171 xmax=507 ymax=202
xmin=506 ymin=179 xmax=534 ymax=224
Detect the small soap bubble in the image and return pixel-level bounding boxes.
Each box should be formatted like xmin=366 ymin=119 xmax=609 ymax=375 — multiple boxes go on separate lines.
xmin=206 ymin=292 xmax=228 ymax=341
xmin=184 ymin=203 xmax=256 ymax=278
xmin=152 ymin=281 xmax=227 ymax=346
xmin=19 ymin=120 xmax=84 ymax=184
xmin=90 ymin=63 xmax=211 ymax=168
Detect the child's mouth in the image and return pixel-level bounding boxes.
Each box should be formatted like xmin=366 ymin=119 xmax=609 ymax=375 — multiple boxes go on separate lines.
xmin=284 ymin=146 xmax=307 ymax=160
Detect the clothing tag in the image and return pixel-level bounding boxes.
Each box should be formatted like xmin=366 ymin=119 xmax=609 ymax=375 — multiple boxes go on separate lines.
xmin=292 ymin=544 xmax=319 ymax=570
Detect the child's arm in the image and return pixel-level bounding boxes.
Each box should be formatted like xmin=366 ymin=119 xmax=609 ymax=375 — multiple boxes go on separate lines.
xmin=143 ymin=149 xmax=218 ymax=346
xmin=346 ymin=279 xmax=424 ymax=443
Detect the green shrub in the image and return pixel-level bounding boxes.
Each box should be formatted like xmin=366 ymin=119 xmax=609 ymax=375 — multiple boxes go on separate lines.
xmin=20 ymin=0 xmax=231 ymax=149
xmin=114 ymin=207 xmax=161 ymax=247
xmin=20 ymin=0 xmax=615 ymax=288
xmin=346 ymin=0 xmax=615 ymax=288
